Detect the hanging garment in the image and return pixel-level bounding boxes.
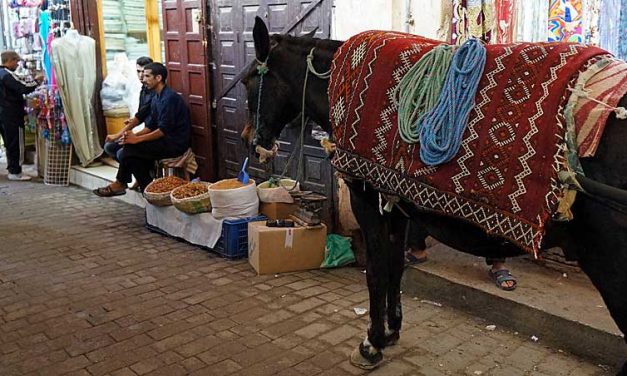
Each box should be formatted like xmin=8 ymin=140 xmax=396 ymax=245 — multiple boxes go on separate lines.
xmin=515 ymin=0 xmax=549 ymax=42
xmin=51 ymin=30 xmax=102 ymax=166
xmin=451 ymin=0 xmax=497 ymax=45
xmin=39 ymin=10 xmax=52 ymax=83
xmin=495 ymin=0 xmax=516 ymax=43
xmin=548 ymin=0 xmax=584 ymax=42
xmin=582 ymin=0 xmax=601 ymax=45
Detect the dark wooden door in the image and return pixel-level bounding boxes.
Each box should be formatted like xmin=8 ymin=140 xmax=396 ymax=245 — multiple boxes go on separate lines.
xmin=162 ymin=0 xmax=215 ymax=181
xmin=210 ymin=0 xmax=336 ymax=228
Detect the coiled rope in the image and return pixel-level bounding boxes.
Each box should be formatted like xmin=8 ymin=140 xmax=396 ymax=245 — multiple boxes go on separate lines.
xmin=417 ymin=38 xmax=486 ymax=166
xmin=396 ymin=44 xmax=454 ymax=144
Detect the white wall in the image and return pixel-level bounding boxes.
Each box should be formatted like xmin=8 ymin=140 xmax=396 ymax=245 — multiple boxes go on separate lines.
xmin=408 ymin=0 xmax=446 ymax=40
xmin=331 ymin=0 xmax=394 ymax=40
xmin=331 ymin=0 xmax=445 ymax=41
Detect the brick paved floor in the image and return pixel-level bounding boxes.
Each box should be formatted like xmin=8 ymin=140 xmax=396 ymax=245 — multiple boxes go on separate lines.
xmin=0 ymin=177 xmax=614 ymax=375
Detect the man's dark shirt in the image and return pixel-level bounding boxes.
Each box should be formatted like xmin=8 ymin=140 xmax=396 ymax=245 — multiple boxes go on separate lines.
xmin=146 ymin=85 xmax=191 ymax=154
xmin=0 ymin=66 xmax=38 ymax=117
xmin=134 ymin=86 xmax=154 ymax=125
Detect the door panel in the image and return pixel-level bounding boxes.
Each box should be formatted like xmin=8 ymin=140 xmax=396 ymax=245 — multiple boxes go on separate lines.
xmin=210 ymin=0 xmax=335 ymax=228
xmin=162 ymin=0 xmax=215 ymax=181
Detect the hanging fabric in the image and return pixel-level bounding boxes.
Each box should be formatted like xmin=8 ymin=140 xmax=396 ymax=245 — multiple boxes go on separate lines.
xmin=51 ymin=30 xmax=103 ymax=166
xmin=495 ymin=0 xmax=517 ymax=43
xmin=515 ymin=0 xmax=549 ymax=42
xmin=451 ymin=0 xmax=497 ymax=45
xmin=582 ymin=0 xmax=601 ymax=45
xmin=548 ymin=0 xmax=584 ymax=42
xmin=598 ymin=0 xmax=621 ymax=55
xmin=619 ymin=0 xmax=627 ymax=60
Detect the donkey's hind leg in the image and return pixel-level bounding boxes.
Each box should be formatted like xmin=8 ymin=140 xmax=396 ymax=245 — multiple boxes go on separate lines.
xmin=385 ymin=211 xmax=407 ymax=346
xmin=346 ymin=182 xmax=389 ymax=369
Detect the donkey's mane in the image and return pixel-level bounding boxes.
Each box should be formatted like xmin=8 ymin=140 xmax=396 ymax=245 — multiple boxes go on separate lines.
xmin=271 ymin=34 xmax=343 ymax=60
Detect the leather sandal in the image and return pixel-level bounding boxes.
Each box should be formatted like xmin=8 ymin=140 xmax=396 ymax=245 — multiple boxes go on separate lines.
xmin=93 ymin=186 xmax=126 ymax=197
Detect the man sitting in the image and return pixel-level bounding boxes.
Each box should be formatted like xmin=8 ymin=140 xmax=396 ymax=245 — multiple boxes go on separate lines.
xmin=103 ymin=56 xmax=154 ymax=162
xmin=93 ymin=62 xmax=191 ymax=196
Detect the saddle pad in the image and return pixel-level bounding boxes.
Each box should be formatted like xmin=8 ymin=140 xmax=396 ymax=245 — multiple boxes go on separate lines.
xmin=328 ymin=30 xmax=608 ymax=252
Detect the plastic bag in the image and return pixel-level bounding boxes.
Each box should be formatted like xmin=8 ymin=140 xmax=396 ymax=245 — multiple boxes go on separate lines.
xmin=321 ymin=234 xmax=355 ymax=268
xmin=100 ymin=53 xmax=142 ymax=113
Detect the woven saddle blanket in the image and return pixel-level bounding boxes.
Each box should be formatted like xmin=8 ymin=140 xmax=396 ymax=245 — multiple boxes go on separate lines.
xmin=328 ymin=30 xmax=609 ymax=252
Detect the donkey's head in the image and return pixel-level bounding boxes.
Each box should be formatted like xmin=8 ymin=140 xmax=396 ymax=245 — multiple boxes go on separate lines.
xmin=241 ymin=16 xmax=341 ymax=162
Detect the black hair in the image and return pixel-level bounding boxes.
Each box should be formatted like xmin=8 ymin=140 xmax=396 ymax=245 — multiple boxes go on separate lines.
xmin=136 ymin=56 xmax=153 ymax=67
xmin=143 ymin=62 xmax=168 ymax=82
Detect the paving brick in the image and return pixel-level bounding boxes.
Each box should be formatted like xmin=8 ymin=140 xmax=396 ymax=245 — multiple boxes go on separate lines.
xmin=0 ymin=181 xmax=614 ymax=376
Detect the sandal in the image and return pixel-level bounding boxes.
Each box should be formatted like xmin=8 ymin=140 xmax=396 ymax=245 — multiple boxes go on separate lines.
xmin=489 ymin=269 xmax=517 ymax=291
xmin=93 ymin=185 xmax=126 ymax=197
xmin=404 ymin=251 xmax=428 ymax=266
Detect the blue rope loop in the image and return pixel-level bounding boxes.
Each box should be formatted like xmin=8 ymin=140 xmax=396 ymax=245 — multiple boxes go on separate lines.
xmin=416 ymin=38 xmax=487 ymax=166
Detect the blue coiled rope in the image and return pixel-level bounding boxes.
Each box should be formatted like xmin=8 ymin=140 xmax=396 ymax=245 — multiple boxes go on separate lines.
xmin=417 ymin=38 xmax=487 ymax=166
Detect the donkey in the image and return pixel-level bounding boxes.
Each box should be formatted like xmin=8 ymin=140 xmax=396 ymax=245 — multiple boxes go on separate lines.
xmin=241 ymin=17 xmax=627 ymax=374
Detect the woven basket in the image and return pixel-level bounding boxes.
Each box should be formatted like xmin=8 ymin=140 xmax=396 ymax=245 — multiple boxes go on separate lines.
xmin=171 ymin=182 xmax=212 ymax=215
xmin=144 ymin=177 xmax=187 ymax=206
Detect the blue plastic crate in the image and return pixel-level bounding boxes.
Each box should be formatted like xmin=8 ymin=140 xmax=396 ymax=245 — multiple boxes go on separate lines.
xmin=213 ymin=215 xmax=267 ymax=258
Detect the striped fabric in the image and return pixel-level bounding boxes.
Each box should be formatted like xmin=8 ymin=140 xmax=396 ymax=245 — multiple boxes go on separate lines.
xmin=159 ymin=148 xmax=198 ymax=175
xmin=573 ymin=59 xmax=627 ymax=157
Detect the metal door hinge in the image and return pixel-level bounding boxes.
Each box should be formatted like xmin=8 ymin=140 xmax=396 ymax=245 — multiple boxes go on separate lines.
xmin=212 ymin=99 xmax=217 ymax=109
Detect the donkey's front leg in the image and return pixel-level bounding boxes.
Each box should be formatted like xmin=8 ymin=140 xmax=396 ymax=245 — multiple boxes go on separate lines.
xmin=385 ymin=211 xmax=407 ymax=346
xmin=346 ymin=183 xmax=389 ymax=369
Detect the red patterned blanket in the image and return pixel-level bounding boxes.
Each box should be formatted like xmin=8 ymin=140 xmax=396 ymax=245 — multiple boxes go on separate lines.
xmin=328 ymin=31 xmax=608 ymax=252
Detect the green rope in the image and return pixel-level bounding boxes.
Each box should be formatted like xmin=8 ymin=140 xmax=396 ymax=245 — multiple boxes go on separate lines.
xmin=395 ymin=44 xmax=454 ymax=144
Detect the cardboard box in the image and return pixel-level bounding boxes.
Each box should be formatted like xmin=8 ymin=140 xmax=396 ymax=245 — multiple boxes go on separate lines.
xmin=248 ymin=221 xmax=327 ymax=275
xmin=259 ymin=202 xmax=299 ymax=220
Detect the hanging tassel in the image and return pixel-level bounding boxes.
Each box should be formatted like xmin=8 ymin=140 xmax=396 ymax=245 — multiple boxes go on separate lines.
xmin=568 ymin=87 xmax=627 ymax=119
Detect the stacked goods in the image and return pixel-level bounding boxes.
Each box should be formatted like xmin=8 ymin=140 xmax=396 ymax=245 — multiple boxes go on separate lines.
xmin=209 ymin=178 xmax=259 ymax=219
xmin=257 ymin=178 xmax=299 ymax=203
xmin=171 ymin=182 xmax=212 ymax=215
xmin=144 ymin=176 xmax=188 ymax=206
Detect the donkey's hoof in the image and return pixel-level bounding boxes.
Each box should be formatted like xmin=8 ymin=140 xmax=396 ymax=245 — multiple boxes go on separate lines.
xmin=385 ymin=330 xmax=400 ymax=346
xmin=349 ymin=342 xmax=383 ymax=370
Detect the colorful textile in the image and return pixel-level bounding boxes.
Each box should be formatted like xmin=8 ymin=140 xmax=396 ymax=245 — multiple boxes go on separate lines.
xmin=39 ymin=11 xmax=52 ymax=83
xmin=328 ymin=30 xmax=607 ymax=252
xmin=160 ymin=148 xmax=198 ymax=175
xmin=569 ymin=58 xmax=627 ymax=157
xmin=451 ymin=0 xmax=497 ymax=45
xmin=548 ymin=0 xmax=584 ymax=42
xmin=496 ymin=0 xmax=516 ymax=43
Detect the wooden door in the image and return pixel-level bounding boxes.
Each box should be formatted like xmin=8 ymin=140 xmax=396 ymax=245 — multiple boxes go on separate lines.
xmin=210 ymin=0 xmax=336 ymax=228
xmin=162 ymin=0 xmax=215 ymax=181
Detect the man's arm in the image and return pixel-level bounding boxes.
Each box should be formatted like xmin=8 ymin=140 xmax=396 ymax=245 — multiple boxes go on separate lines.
xmin=134 ymin=91 xmax=152 ymax=124
xmin=2 ymin=71 xmax=40 ymax=96
xmin=122 ymin=128 xmax=164 ymax=144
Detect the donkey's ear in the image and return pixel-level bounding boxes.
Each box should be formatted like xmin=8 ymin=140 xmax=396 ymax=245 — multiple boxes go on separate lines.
xmin=253 ymin=16 xmax=270 ymax=61
xmin=303 ymin=27 xmax=318 ymax=38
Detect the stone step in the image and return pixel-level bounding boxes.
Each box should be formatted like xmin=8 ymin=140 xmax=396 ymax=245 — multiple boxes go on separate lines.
xmin=401 ymin=242 xmax=626 ymax=369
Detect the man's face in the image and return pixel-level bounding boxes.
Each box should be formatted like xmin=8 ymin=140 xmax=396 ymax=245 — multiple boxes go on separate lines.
xmin=136 ymin=64 xmax=145 ymax=82
xmin=5 ymin=57 xmax=20 ymax=71
xmin=142 ymin=69 xmax=160 ymax=90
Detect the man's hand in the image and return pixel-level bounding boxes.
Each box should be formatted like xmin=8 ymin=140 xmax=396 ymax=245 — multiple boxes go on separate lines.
xmin=34 ymin=73 xmax=45 ymax=83
xmin=121 ymin=131 xmax=140 ymax=145
xmin=123 ymin=117 xmax=139 ymax=127
xmin=105 ymin=133 xmax=121 ymax=143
